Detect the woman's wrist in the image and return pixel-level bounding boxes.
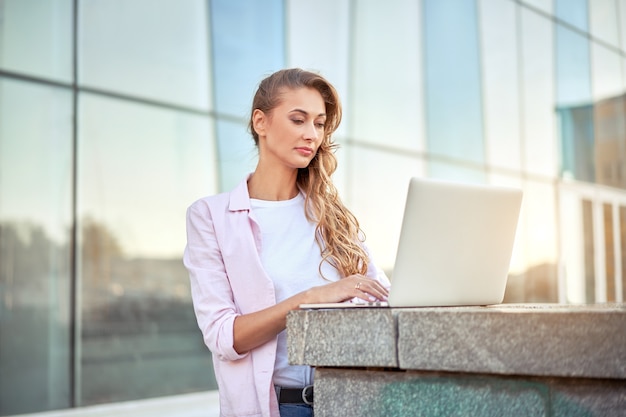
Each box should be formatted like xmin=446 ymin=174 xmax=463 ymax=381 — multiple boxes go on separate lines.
xmin=297 ymin=287 xmax=316 ymax=307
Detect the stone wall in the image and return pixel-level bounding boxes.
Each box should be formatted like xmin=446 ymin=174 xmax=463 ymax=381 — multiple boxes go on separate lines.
xmin=287 ymin=304 xmax=626 ymax=416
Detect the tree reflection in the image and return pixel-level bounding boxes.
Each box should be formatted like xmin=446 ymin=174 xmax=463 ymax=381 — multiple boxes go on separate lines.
xmin=1 ymin=218 xmax=216 ymax=407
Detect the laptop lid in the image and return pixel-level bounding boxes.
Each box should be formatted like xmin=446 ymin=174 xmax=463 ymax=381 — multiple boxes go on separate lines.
xmin=387 ymin=177 xmax=522 ymax=307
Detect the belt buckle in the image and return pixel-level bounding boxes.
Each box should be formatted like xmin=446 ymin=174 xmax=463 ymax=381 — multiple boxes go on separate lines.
xmin=301 ymin=385 xmax=314 ymax=405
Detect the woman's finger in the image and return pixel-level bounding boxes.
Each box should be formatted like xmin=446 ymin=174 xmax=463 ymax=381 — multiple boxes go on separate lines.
xmin=351 ymin=278 xmax=388 ymax=301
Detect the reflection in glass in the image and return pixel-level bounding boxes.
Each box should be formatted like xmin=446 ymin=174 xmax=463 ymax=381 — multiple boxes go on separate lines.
xmin=344 ymin=145 xmax=424 ymax=273
xmin=350 ymin=0 xmax=423 ymax=151
xmin=520 ymin=8 xmax=557 ymax=178
xmin=488 ymin=173 xmax=525 ymax=278
xmin=519 ymin=0 xmax=553 ymax=14
xmin=286 ymin=0 xmax=350 ymax=137
xmin=591 ymin=43 xmax=624 ymax=102
xmin=79 ymin=0 xmax=211 ymax=110
xmin=77 ymin=93 xmax=217 ymax=405
xmin=210 ymin=0 xmax=284 ymax=117
xmin=0 ymin=79 xmax=72 ymax=414
xmin=0 ymin=0 xmax=73 ymax=82
xmin=214 ymin=120 xmax=258 ymax=192
xmin=555 ymin=0 xmax=588 ymax=32
xmin=556 ymin=26 xmax=591 ymax=106
xmin=557 ymin=103 xmax=595 ymax=182
xmin=555 ymin=24 xmax=593 ymax=183
xmin=505 ymin=180 xmax=558 ymax=303
xmin=591 ymin=44 xmax=626 ymax=190
xmin=559 ymin=186 xmax=586 ymax=303
xmin=589 ymin=0 xmax=620 ymax=48
xmin=594 ymin=93 xmax=626 ymax=190
xmin=427 ymin=160 xmax=486 ymax=184
xmin=423 ymin=0 xmax=484 ymax=168
xmin=479 ymin=0 xmax=522 ymax=171
xmin=210 ymin=0 xmax=284 ymax=191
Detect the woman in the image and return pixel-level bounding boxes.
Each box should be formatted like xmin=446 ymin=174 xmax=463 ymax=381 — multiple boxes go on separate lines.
xmin=184 ymin=68 xmax=390 ymax=417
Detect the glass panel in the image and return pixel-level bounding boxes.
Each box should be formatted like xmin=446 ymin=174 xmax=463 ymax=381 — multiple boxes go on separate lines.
xmin=592 ymin=44 xmax=626 ymax=189
xmin=215 ymin=120 xmax=258 ymax=192
xmin=423 ymin=0 xmax=484 ymax=165
xmin=78 ymin=0 xmax=210 ymax=110
xmin=594 ymin=94 xmax=626 ymax=189
xmin=559 ymin=186 xmax=586 ymax=303
xmin=604 ymin=203 xmax=616 ymax=302
xmin=519 ymin=0 xmax=553 ymax=14
xmin=0 ymin=79 xmax=72 ymax=414
xmin=556 ymin=27 xmax=592 ymax=106
xmin=286 ymin=0 xmax=350 ymax=137
xmin=511 ymin=180 xmax=558 ymax=302
xmin=210 ymin=0 xmax=284 ymax=117
xmin=520 ymin=8 xmax=557 ymax=178
xmin=591 ymin=44 xmax=624 ymax=102
xmin=478 ymin=0 xmax=522 ymax=171
xmin=345 ymin=146 xmax=424 ymax=273
xmin=77 ymin=93 xmax=217 ymax=405
xmin=582 ymin=199 xmax=596 ymax=303
xmin=427 ymin=160 xmax=487 ymax=184
xmin=555 ymin=0 xmax=588 ymax=31
xmin=350 ymin=0 xmax=424 ymax=151
xmin=0 ymin=0 xmax=73 ymax=83
xmin=589 ymin=0 xmax=620 ymax=48
xmin=555 ymin=25 xmax=594 ymax=182
xmin=557 ymin=104 xmax=595 ymax=182
xmin=210 ymin=0 xmax=284 ymax=190
xmin=487 ymin=173 xmax=527 ymax=303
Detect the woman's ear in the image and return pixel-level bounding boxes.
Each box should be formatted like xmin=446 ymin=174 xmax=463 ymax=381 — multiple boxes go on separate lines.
xmin=252 ymin=109 xmax=266 ymax=137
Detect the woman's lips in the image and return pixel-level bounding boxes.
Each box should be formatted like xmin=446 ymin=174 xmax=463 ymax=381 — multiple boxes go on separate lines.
xmin=295 ymin=147 xmax=314 ymax=156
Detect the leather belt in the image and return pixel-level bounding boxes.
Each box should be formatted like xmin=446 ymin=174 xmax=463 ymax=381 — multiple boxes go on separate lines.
xmin=277 ymin=385 xmax=314 ymax=405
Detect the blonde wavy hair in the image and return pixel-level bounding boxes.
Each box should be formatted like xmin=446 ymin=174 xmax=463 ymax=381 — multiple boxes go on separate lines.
xmin=249 ymin=68 xmax=369 ymax=277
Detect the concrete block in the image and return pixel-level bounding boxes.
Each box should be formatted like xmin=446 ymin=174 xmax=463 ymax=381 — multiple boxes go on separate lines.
xmin=314 ymin=369 xmax=549 ymax=417
xmin=397 ymin=304 xmax=626 ymax=379
xmin=314 ymin=369 xmax=626 ymax=417
xmin=287 ymin=308 xmax=397 ymax=367
xmin=551 ymin=378 xmax=626 ymax=417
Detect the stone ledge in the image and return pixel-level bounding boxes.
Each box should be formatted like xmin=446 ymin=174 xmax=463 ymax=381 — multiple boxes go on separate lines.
xmin=312 ymin=368 xmax=626 ymax=417
xmin=287 ymin=308 xmax=397 ymax=367
xmin=397 ymin=304 xmax=626 ymax=379
xmin=288 ymin=304 xmax=626 ymax=380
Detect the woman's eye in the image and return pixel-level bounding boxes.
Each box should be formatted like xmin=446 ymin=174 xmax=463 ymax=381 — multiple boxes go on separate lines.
xmin=315 ymin=123 xmax=325 ymax=129
xmin=291 ymin=119 xmax=304 ymax=124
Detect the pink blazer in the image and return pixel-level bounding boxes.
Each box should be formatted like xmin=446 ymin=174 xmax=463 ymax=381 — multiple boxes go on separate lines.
xmin=183 ymin=177 xmax=389 ymax=417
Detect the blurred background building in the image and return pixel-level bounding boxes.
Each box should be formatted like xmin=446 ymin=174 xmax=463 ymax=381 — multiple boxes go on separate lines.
xmin=1 ymin=0 xmax=625 ymax=415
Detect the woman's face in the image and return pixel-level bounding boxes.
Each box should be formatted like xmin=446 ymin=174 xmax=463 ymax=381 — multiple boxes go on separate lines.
xmin=254 ymin=87 xmax=326 ymax=170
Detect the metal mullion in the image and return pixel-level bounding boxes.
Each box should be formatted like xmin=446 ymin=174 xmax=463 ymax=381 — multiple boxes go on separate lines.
xmin=613 ymin=202 xmax=623 ymax=302
xmin=592 ymin=199 xmax=607 ymax=302
xmin=69 ymin=0 xmax=79 ymax=408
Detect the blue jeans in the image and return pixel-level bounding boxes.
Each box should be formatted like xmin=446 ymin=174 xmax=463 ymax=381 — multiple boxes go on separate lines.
xmin=279 ymin=403 xmax=313 ymax=417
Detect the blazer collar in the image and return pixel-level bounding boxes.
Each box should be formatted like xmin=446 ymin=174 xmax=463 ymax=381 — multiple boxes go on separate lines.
xmin=228 ymin=174 xmax=253 ymax=212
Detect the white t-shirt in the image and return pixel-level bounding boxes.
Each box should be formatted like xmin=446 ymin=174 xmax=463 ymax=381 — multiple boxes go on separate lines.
xmin=250 ymin=193 xmax=341 ymax=387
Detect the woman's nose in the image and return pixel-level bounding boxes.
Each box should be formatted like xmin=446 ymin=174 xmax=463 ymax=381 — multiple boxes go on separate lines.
xmin=303 ymin=122 xmax=319 ymax=141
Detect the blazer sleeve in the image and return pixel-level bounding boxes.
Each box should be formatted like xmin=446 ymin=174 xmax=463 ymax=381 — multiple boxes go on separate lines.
xmin=183 ymin=199 xmax=247 ymax=362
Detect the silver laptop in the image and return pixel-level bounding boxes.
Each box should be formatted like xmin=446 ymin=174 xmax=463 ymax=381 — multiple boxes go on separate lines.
xmin=300 ymin=177 xmax=523 ymax=308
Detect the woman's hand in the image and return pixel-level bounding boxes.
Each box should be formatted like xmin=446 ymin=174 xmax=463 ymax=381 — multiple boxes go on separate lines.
xmin=303 ymin=275 xmax=389 ymax=305
xmin=233 ymin=276 xmax=389 ymax=354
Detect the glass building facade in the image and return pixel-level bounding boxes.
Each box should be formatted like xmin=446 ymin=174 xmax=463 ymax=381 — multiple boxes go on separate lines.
xmin=1 ymin=0 xmax=625 ymax=414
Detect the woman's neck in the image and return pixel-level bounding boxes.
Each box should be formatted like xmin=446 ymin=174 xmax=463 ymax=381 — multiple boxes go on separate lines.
xmin=247 ymin=166 xmax=299 ymax=201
